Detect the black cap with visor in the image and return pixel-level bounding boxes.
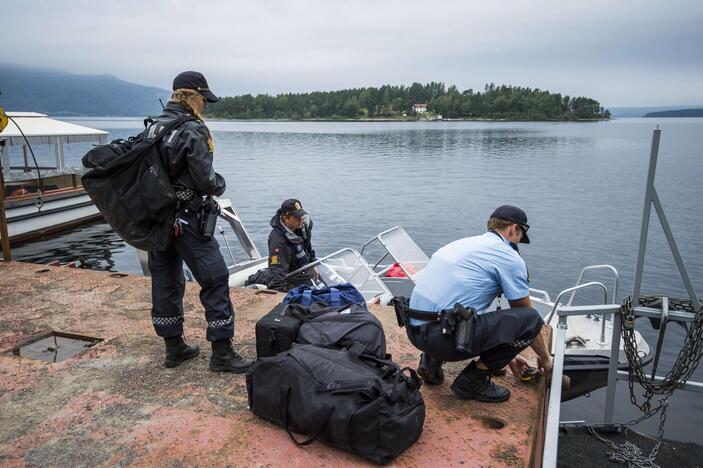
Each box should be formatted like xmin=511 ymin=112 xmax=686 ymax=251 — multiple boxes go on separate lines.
xmin=490 ymin=205 xmax=531 ymax=244
xmin=172 ymin=71 xmax=219 ymax=103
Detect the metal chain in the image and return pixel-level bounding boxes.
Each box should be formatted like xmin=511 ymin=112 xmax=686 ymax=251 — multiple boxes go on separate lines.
xmin=586 ymin=294 xmax=702 ymax=467
xmin=622 ymin=295 xmax=703 ymax=412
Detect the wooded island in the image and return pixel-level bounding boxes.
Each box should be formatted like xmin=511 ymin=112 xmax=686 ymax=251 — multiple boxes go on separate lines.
xmin=206 ymin=82 xmax=610 ymax=121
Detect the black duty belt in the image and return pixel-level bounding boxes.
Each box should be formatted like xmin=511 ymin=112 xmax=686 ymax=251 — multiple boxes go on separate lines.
xmin=391 ymin=296 xmax=477 ymax=353
xmin=391 ymin=297 xmax=475 ymax=330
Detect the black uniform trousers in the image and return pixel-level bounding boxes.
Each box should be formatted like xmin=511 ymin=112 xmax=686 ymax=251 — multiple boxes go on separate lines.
xmin=406 ymin=307 xmax=543 ymax=371
xmin=149 ymin=210 xmax=234 ymax=342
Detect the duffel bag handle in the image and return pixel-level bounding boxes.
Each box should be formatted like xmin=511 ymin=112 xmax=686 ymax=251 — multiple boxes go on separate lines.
xmin=329 ymin=287 xmax=340 ymax=306
xmin=302 ymin=289 xmax=313 ymax=307
xmin=400 ymin=366 xmax=422 ymax=392
xmin=389 ymin=367 xmax=423 ymax=402
xmin=280 ymin=386 xmax=333 ymax=447
xmin=283 ymin=303 xmax=313 ymax=321
xmin=352 ymin=349 xmax=401 ymax=378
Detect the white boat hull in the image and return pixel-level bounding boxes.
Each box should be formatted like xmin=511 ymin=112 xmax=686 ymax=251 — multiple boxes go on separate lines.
xmin=6 ymin=193 xmax=100 ymax=242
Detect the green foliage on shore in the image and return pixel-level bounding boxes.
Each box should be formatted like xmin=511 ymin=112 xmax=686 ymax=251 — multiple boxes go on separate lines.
xmin=206 ymin=82 xmax=610 ymax=121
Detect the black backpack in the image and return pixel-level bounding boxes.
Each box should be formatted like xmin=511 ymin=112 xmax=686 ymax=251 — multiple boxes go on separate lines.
xmin=81 ymin=115 xmax=195 ymax=252
xmin=246 ymin=344 xmax=425 ymax=464
xmin=255 ymin=302 xmax=387 ymax=359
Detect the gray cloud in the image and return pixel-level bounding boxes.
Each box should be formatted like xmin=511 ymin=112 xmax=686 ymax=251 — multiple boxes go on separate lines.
xmin=3 ymin=0 xmax=702 ymax=106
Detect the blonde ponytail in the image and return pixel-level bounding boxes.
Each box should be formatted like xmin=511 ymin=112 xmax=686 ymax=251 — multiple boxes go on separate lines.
xmin=171 ymin=88 xmax=205 ymax=120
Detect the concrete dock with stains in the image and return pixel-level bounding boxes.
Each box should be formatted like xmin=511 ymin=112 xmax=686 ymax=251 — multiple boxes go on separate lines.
xmin=0 ymin=261 xmax=548 ymax=467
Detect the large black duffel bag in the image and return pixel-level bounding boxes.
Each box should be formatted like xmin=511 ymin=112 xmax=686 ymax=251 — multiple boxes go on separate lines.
xmin=255 ymin=302 xmax=387 ymax=359
xmin=246 ymin=344 xmax=425 ymax=464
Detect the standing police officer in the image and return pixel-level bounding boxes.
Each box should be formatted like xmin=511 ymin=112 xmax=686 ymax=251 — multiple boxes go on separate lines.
xmin=148 ymin=71 xmax=253 ymax=373
xmin=398 ymin=205 xmax=552 ymax=402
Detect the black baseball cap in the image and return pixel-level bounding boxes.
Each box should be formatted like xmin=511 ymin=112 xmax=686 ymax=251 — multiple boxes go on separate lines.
xmin=490 ymin=205 xmax=530 ymax=244
xmin=280 ymin=199 xmax=307 ymax=218
xmin=172 ymin=71 xmax=219 ymax=103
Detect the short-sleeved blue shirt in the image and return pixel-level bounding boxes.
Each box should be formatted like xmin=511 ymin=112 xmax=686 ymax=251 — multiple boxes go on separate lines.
xmin=409 ymin=232 xmax=529 ymax=317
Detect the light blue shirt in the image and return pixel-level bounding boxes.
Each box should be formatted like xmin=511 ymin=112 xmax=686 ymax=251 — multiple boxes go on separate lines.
xmin=409 ymin=232 xmax=529 ymax=318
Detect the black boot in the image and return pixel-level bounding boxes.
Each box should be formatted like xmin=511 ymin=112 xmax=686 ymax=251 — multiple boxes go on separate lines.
xmin=450 ymin=361 xmax=510 ymax=403
xmin=210 ymin=339 xmax=254 ymax=373
xmin=163 ymin=336 xmax=200 ymax=368
xmin=417 ymin=352 xmax=445 ymax=385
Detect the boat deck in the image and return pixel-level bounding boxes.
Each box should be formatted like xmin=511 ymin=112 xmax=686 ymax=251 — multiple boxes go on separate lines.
xmin=0 ymin=261 xmax=548 ymax=467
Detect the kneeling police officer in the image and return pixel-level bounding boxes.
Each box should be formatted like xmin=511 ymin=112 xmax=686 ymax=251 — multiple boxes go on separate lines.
xmin=246 ymin=199 xmax=317 ymax=292
xmin=394 ymin=205 xmax=552 ymax=402
xmin=148 ymin=71 xmax=253 ymax=373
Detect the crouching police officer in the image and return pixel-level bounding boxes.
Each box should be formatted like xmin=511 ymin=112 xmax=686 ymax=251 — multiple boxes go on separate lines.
xmin=393 ymin=205 xmax=552 ymax=402
xmin=246 ymin=199 xmax=317 ymax=291
xmin=148 ymin=71 xmax=253 ymax=373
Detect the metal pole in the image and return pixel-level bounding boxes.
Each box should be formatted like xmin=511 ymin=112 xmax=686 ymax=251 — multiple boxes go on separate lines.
xmin=650 ymin=296 xmax=669 ymax=380
xmin=23 ymin=145 xmax=29 ymax=172
xmin=543 ymin=316 xmax=568 ymax=468
xmin=632 ymin=128 xmax=660 ymax=307
xmin=651 ymin=191 xmax=701 ymax=311
xmin=0 ymin=164 xmax=12 ymax=261
xmin=604 ymin=308 xmax=623 ymax=423
xmin=0 ymin=141 xmax=9 ymax=169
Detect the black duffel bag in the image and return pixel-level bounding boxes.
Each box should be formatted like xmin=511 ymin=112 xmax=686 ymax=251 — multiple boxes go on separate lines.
xmin=246 ymin=344 xmax=425 ymax=464
xmin=255 ymin=302 xmax=387 ymax=359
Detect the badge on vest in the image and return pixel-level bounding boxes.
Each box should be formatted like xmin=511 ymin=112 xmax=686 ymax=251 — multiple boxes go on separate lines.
xmin=270 ymin=255 xmax=279 ymax=265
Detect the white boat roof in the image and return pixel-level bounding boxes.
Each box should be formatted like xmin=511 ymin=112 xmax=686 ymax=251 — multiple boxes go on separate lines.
xmin=1 ymin=112 xmax=108 ymax=146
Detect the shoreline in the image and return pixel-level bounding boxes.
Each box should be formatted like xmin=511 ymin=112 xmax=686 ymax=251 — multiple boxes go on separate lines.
xmin=203 ymin=117 xmax=611 ymax=123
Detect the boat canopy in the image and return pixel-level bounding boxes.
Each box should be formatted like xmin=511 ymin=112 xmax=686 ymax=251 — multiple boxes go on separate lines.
xmin=0 ymin=112 xmax=108 ymax=173
xmin=0 ymin=112 xmax=108 ymax=146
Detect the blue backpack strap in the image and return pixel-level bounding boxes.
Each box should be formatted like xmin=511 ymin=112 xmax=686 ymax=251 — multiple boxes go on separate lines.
xmin=329 ymin=287 xmax=340 ymax=306
xmin=302 ymin=289 xmax=313 ymax=306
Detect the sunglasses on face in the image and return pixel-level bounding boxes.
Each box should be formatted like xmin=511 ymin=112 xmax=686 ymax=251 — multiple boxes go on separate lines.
xmin=515 ymin=223 xmax=529 ymax=234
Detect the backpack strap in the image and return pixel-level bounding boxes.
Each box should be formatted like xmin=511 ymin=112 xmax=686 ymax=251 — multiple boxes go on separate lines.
xmin=145 ymin=114 xmax=197 ymax=143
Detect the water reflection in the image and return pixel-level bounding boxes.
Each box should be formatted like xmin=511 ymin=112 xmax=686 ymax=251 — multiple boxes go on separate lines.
xmin=12 ymin=222 xmax=129 ymax=271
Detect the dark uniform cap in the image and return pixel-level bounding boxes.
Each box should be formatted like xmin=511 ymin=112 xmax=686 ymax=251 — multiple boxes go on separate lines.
xmin=490 ymin=205 xmax=531 ymax=244
xmin=280 ymin=199 xmax=307 ymax=218
xmin=172 ymin=71 xmax=219 ymax=103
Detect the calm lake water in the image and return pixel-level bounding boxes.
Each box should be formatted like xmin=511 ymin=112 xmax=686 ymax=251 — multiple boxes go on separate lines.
xmin=10 ymin=117 xmax=703 ymax=443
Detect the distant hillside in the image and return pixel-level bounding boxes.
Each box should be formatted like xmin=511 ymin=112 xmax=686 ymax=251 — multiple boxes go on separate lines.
xmin=0 ymin=64 xmax=170 ymax=116
xmin=608 ymin=105 xmax=703 ymax=118
xmin=644 ymin=108 xmax=703 ymax=118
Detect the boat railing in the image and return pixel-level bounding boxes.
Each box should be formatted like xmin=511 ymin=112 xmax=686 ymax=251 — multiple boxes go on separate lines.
xmin=529 ymin=287 xmax=552 ymax=304
xmin=543 ymin=281 xmax=608 ymax=324
xmin=542 ymin=298 xmax=623 ymax=467
xmin=216 ymin=200 xmax=263 ymax=263
xmin=285 ymin=247 xmax=393 ymax=304
xmin=360 ymin=226 xmax=429 ymax=279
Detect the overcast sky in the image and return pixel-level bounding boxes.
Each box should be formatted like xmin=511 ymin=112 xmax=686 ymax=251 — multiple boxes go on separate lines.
xmin=4 ymin=0 xmax=702 ymax=106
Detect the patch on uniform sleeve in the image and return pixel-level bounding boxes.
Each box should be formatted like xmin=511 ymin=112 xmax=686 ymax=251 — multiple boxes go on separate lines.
xmin=270 ymin=255 xmax=279 ymax=265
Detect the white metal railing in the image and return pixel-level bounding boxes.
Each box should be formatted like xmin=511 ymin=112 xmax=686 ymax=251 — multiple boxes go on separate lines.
xmin=542 ymin=299 xmax=622 ymax=467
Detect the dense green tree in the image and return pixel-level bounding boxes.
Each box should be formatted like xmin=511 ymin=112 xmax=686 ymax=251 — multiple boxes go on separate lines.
xmin=206 ymin=82 xmax=609 ymax=121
